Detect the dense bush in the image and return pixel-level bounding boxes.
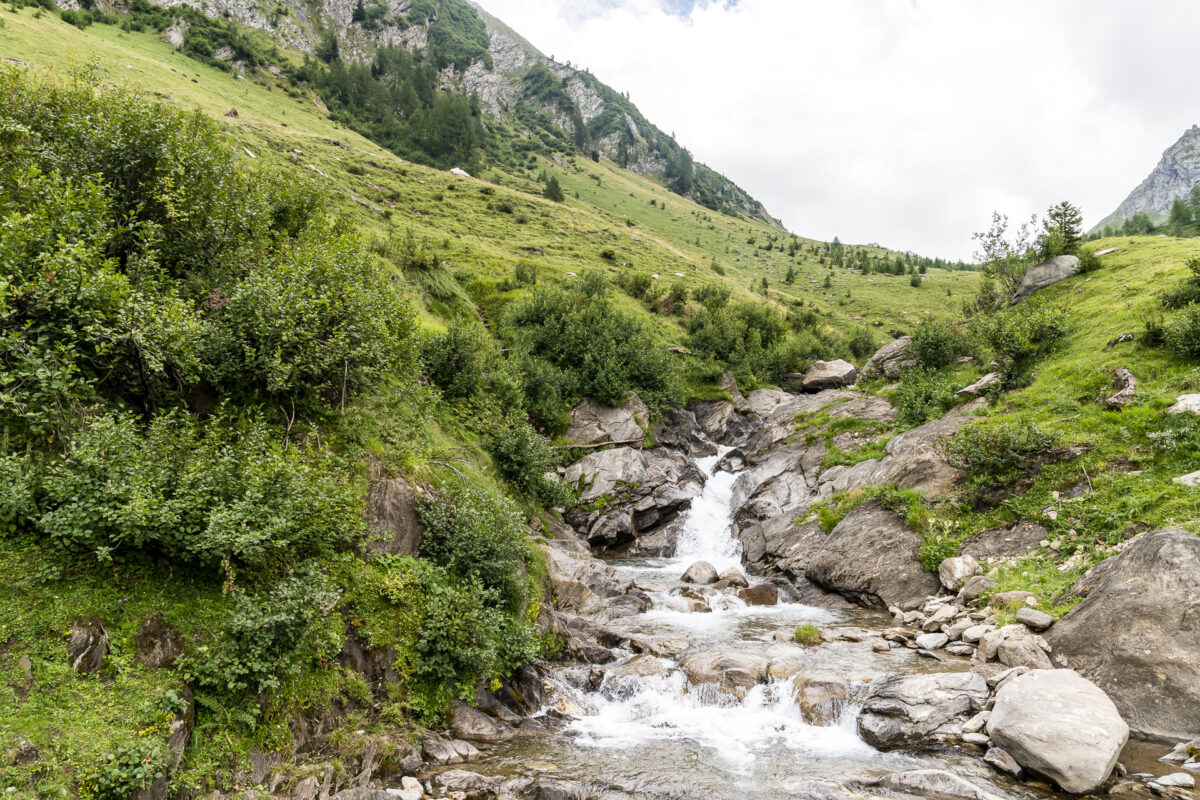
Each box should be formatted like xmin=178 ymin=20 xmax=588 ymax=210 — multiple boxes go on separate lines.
xmin=1161 ymin=257 xmax=1200 ymax=309
xmin=892 ymin=368 xmax=957 ymax=427
xmin=941 ymin=421 xmax=1058 ymax=500
xmin=969 ymin=300 xmax=1069 ymax=385
xmin=486 ymin=416 xmax=572 ymax=506
xmin=909 ymin=319 xmax=968 ymax=370
xmin=32 ymin=410 xmax=363 ymax=573
xmin=499 ymin=281 xmax=679 ymax=431
xmin=1163 ymin=305 xmax=1200 ymax=359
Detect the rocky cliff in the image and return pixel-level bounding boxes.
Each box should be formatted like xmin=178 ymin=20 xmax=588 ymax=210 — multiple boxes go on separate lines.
xmin=1096 ymin=124 xmax=1200 ymax=230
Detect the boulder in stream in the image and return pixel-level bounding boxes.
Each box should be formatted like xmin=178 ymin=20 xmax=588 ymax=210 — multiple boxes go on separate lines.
xmin=680 ymin=561 xmax=718 ymax=585
xmin=857 ymin=671 xmax=988 ymax=749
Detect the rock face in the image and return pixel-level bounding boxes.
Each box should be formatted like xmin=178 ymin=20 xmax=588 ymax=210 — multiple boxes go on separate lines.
xmin=364 ymin=471 xmax=423 ymax=557
xmin=863 ymin=336 xmax=914 ymax=380
xmin=1096 ymin=124 xmax=1200 ymax=232
xmin=804 ymin=502 xmax=940 ymax=610
xmin=800 ymin=359 xmax=858 ymax=392
xmin=857 ymin=672 xmax=989 ymax=749
xmin=681 ymin=649 xmax=768 ymax=695
xmin=563 ymin=395 xmax=647 ymax=448
xmin=961 ymin=521 xmax=1048 ymax=561
xmin=954 ymin=373 xmax=1001 ymax=399
xmin=1045 ymin=528 xmax=1200 ymax=741
xmin=818 ymin=412 xmax=972 ymax=497
xmin=986 ymin=669 xmax=1129 ymax=793
xmin=1011 ymin=255 xmax=1079 ymax=303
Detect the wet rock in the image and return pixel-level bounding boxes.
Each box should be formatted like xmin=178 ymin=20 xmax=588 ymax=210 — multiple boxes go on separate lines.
xmin=1015 ymin=608 xmax=1053 ymax=632
xmin=938 ymin=555 xmax=981 ymax=591
xmin=986 ymin=669 xmax=1128 ymax=793
xmin=450 ymin=703 xmax=517 ymax=742
xmin=1045 ymin=528 xmax=1200 ymax=741
xmin=134 ymin=613 xmax=184 ymax=670
xmin=1101 ymin=368 xmax=1138 ymax=410
xmin=915 ymin=633 xmax=949 ymax=650
xmin=983 ymin=747 xmax=1024 ymax=780
xmin=1011 ymin=255 xmax=1079 ymax=303
xmin=800 ymin=359 xmax=858 ymax=392
xmin=364 ymin=469 xmax=423 ymax=557
xmin=805 ymin=502 xmax=940 ymax=610
xmin=862 ymin=769 xmax=1005 ymax=800
xmin=429 ymin=769 xmax=499 ymax=799
xmin=67 ymin=618 xmax=108 ymax=674
xmin=564 ymin=395 xmax=646 ymax=448
xmin=681 ymin=649 xmax=768 ymax=695
xmin=954 ymin=373 xmax=1001 ymax=399
xmin=737 ymin=583 xmax=778 ymax=606
xmin=717 ymin=567 xmax=749 ymax=588
xmin=681 ymin=561 xmax=719 ymax=584
xmin=863 ymin=336 xmax=914 ymax=380
xmin=793 ymin=672 xmax=849 ymax=726
xmin=857 ymin=671 xmax=988 ymax=749
xmin=651 ymin=408 xmax=716 ymax=456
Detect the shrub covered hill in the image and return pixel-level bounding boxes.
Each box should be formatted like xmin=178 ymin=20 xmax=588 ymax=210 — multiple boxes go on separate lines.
xmin=2 ymin=3 xmax=1200 ymax=799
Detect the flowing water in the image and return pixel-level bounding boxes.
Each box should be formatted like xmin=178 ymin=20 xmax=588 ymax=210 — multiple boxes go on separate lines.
xmin=480 ymin=451 xmax=1053 ymax=799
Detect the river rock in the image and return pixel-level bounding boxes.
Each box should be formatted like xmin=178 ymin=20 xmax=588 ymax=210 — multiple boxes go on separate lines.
xmin=718 ymin=567 xmax=749 ymax=588
xmin=958 ymin=575 xmax=996 ymax=603
xmin=915 ymin=633 xmax=949 ymax=650
xmin=1011 ymin=255 xmax=1079 ymax=303
xmin=801 ymin=359 xmax=858 ymax=391
xmin=863 ymin=769 xmax=1006 ymax=800
xmin=429 ymin=769 xmax=499 ymax=799
xmin=450 ymin=703 xmax=517 ymax=742
xmin=1045 ymin=528 xmax=1200 ymax=741
xmin=805 ymin=502 xmax=940 ymax=610
xmin=737 ymin=583 xmax=779 ymax=606
xmin=651 ymin=408 xmax=716 ymax=457
xmin=938 ymin=555 xmax=981 ymax=591
xmin=986 ymin=669 xmax=1128 ymax=793
xmin=544 ymin=546 xmax=635 ymax=615
xmin=978 ymin=625 xmax=1052 ymax=670
xmin=793 ymin=671 xmax=849 ymax=726
xmin=564 ymin=395 xmax=646 ymax=448
xmin=682 ymin=649 xmax=769 ymax=695
xmin=1015 ymin=607 xmax=1053 ymax=632
xmin=863 ymin=336 xmax=914 ymax=380
xmin=983 ymin=747 xmax=1024 ymax=779
xmin=681 ymin=561 xmax=719 ymax=585
xmin=67 ymin=618 xmax=108 ymax=674
xmin=857 ymin=671 xmax=988 ymax=749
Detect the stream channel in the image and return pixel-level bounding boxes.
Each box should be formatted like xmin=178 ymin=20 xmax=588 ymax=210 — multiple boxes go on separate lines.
xmin=475 ymin=450 xmax=1079 ymax=799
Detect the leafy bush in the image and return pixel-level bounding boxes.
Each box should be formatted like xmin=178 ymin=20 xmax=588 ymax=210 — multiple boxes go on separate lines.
xmin=1160 ymin=256 xmax=1200 ymax=309
xmin=846 ymin=326 xmax=877 ymax=360
xmin=77 ymin=740 xmax=171 ymax=800
xmin=417 ymin=484 xmax=531 ymax=613
xmin=1164 ymin=305 xmax=1200 ymax=359
xmin=940 ymin=421 xmax=1058 ymax=500
xmin=909 ymin=319 xmax=967 ymax=370
xmin=616 ymin=272 xmax=653 ymax=299
xmin=892 ymin=368 xmax=957 ymax=427
xmin=969 ymin=300 xmax=1069 ymax=385
xmin=33 ymin=410 xmax=363 ymax=573
xmin=487 ymin=416 xmax=572 ymax=506
xmin=793 ymin=624 xmax=824 ymax=645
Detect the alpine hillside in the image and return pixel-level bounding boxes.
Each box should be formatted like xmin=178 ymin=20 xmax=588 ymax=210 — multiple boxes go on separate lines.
xmin=1095 ymin=123 xmax=1200 ymax=231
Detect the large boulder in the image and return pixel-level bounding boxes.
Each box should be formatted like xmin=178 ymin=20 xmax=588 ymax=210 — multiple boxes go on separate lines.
xmin=938 ymin=555 xmax=981 ymax=591
xmin=800 ymin=359 xmax=859 ymax=392
xmin=1011 ymin=255 xmax=1079 ymax=303
xmin=986 ymin=669 xmax=1128 ymax=793
xmin=804 ymin=502 xmax=940 ymax=610
xmin=564 ymin=447 xmax=647 ymax=502
xmin=681 ymin=649 xmax=769 ymax=696
xmin=819 ymin=412 xmax=972 ymax=497
xmin=651 ymin=408 xmax=716 ymax=456
xmin=863 ymin=336 xmax=914 ymax=380
xmin=857 ymin=671 xmax=989 ymax=749
xmin=1045 ymin=528 xmax=1200 ymax=741
xmin=67 ymin=618 xmax=108 ymax=674
xmin=364 ymin=471 xmax=423 ymax=557
xmin=680 ymin=561 xmax=718 ymax=585
xmin=563 ymin=394 xmax=647 ymax=448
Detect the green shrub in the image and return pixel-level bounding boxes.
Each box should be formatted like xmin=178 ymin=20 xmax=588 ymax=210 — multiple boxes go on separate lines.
xmin=421 ymin=319 xmax=495 ymax=400
xmin=909 ymin=319 xmax=967 ymax=370
xmin=1160 ymin=256 xmax=1200 ymax=309
xmin=616 ymin=272 xmax=653 ymax=299
xmin=77 ymin=740 xmax=171 ymax=800
xmin=940 ymin=421 xmax=1058 ymax=500
xmin=1163 ymin=305 xmax=1200 ymax=359
xmin=793 ymin=624 xmax=824 ymax=645
xmin=969 ymin=300 xmax=1070 ymax=385
xmin=487 ymin=416 xmax=572 ymax=506
xmin=892 ymin=368 xmax=956 ymax=427
xmin=919 ymin=520 xmax=964 ymax=572
xmin=33 ymin=410 xmax=362 ymax=573
xmin=846 ymin=325 xmax=877 ymax=360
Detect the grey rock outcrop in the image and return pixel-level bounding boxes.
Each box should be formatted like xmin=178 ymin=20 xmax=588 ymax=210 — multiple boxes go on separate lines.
xmin=863 ymin=336 xmax=914 ymax=380
xmin=804 ymin=502 xmax=940 ymax=609
xmin=1101 ymin=368 xmax=1138 ymax=410
xmin=563 ymin=395 xmax=647 ymax=448
xmin=937 ymin=555 xmax=981 ymax=591
xmin=954 ymin=373 xmax=1001 ymax=399
xmin=800 ymin=359 xmax=858 ymax=392
xmin=364 ymin=469 xmax=423 ymax=557
xmin=819 ymin=412 xmax=972 ymax=497
xmin=1011 ymin=255 xmax=1079 ymax=303
xmin=961 ymin=521 xmax=1048 ymax=561
xmin=1045 ymin=528 xmax=1200 ymax=741
xmin=857 ymin=671 xmax=988 ymax=749
xmin=986 ymin=669 xmax=1128 ymax=793
xmin=1096 ymin=124 xmax=1200 ymax=232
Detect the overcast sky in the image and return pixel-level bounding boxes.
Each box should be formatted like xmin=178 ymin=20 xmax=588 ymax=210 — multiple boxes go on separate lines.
xmin=478 ymin=0 xmax=1200 ymax=261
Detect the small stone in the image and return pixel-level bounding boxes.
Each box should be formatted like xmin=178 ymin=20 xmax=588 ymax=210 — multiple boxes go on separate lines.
xmin=1015 ymin=607 xmax=1054 ymax=632
xmin=1158 ymin=774 xmax=1196 ymax=789
xmin=681 ymin=561 xmax=718 ymax=584
xmin=945 ymin=643 xmax=976 ymax=657
xmin=872 ymin=641 xmax=892 ymax=653
xmin=964 ymin=711 xmax=991 ymax=734
xmin=717 ymin=567 xmax=749 ymax=588
xmin=984 ymin=747 xmax=1024 ymax=779
xmin=923 ymin=605 xmax=957 ymax=631
xmin=963 ymin=732 xmax=991 ymax=746
xmin=961 ymin=624 xmax=992 ymax=643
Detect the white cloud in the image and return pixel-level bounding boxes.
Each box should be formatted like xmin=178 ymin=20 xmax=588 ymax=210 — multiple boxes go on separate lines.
xmin=476 ymin=0 xmax=1200 ymax=260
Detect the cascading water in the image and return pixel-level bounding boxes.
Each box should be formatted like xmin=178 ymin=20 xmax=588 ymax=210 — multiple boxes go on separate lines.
xmin=479 ymin=451 xmax=1041 ymax=799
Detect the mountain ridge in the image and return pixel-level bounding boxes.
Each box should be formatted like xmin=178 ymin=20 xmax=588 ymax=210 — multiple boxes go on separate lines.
xmin=1095 ymin=123 xmax=1200 ymax=231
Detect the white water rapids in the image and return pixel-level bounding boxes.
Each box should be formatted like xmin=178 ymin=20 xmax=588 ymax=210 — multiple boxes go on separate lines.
xmin=479 ymin=450 xmax=1042 ymax=799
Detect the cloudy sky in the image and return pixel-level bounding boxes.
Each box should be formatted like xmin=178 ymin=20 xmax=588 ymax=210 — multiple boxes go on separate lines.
xmin=478 ymin=0 xmax=1200 ymax=261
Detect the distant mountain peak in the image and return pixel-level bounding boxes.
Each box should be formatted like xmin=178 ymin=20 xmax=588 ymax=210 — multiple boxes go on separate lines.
xmin=1095 ymin=124 xmax=1200 ymax=231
